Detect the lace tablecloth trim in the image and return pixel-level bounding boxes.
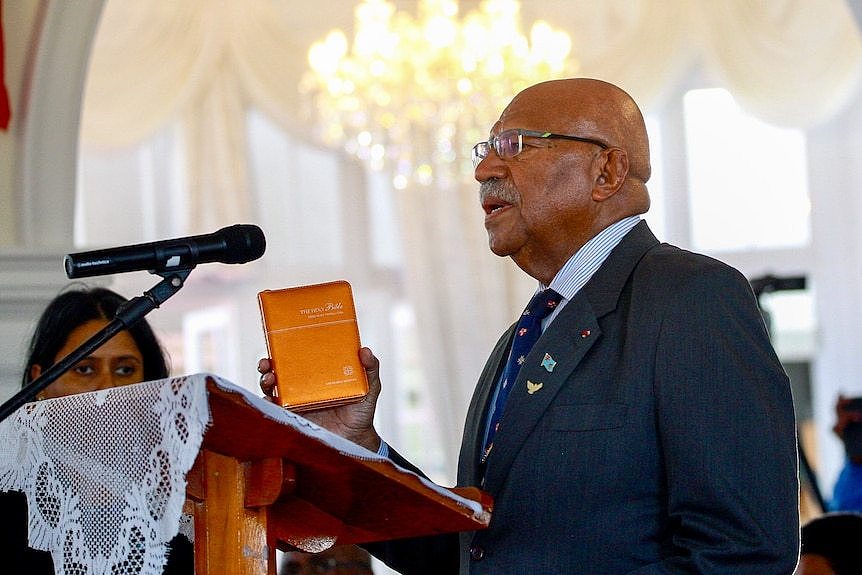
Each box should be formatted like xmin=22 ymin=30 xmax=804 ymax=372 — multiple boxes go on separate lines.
xmin=0 ymin=375 xmax=209 ymax=575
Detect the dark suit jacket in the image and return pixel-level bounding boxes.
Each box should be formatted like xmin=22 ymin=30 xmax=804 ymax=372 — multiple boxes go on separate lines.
xmin=373 ymin=222 xmax=799 ymax=574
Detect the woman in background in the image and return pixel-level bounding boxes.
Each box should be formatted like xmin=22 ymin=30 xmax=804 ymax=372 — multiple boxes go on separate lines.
xmin=22 ymin=286 xmax=168 ymax=395
xmin=1 ymin=286 xmax=192 ymax=573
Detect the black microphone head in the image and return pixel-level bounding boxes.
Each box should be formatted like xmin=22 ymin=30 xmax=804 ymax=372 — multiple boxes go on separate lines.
xmin=63 ymin=254 xmax=77 ymax=278
xmin=218 ymin=224 xmax=266 ymax=264
xmin=63 ymin=224 xmax=267 ymax=278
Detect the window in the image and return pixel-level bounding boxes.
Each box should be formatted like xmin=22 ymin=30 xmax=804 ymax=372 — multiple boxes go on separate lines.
xmin=683 ymin=88 xmax=810 ymax=252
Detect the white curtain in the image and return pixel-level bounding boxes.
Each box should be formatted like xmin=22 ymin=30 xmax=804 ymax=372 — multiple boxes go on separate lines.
xmin=694 ymin=0 xmax=862 ymax=127
xmin=79 ymin=0 xmax=862 ymax=475
xmin=81 ymin=0 xmax=862 ymax=213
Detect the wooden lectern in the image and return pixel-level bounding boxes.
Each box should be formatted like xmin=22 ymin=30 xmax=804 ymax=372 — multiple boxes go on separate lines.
xmin=185 ymin=377 xmax=492 ymax=575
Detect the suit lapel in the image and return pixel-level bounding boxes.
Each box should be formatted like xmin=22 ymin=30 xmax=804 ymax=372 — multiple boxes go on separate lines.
xmin=458 ymin=325 xmax=514 ymax=486
xmin=480 ymin=221 xmax=660 ymax=492
xmin=481 ymin=296 xmax=600 ymax=490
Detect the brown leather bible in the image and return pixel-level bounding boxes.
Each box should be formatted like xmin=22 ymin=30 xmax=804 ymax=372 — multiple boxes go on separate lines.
xmin=257 ymin=280 xmax=368 ymax=411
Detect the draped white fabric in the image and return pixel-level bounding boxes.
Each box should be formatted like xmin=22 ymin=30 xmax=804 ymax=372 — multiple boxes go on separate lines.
xmin=567 ymin=0 xmax=862 ymax=127
xmin=78 ymin=0 xmax=862 ymax=479
xmin=81 ymin=0 xmax=862 ymax=148
xmin=0 ymin=376 xmax=209 ymax=575
xmin=691 ymin=0 xmax=862 ymax=127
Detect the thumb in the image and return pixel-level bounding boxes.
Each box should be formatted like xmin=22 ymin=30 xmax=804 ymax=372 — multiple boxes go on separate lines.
xmin=359 ymin=346 xmax=381 ymax=400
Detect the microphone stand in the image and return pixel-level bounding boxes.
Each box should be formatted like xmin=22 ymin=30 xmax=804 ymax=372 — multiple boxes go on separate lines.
xmin=0 ymin=269 xmax=192 ymax=424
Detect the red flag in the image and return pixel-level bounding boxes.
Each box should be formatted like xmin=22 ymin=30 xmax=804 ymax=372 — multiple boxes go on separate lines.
xmin=0 ymin=0 xmax=11 ymax=131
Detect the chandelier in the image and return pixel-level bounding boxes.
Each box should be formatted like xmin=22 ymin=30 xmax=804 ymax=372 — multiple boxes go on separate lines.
xmin=300 ymin=0 xmax=576 ymax=189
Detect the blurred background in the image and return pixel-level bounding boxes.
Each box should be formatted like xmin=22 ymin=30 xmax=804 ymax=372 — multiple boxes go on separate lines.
xmin=1 ymin=1 xmax=860 ymax=542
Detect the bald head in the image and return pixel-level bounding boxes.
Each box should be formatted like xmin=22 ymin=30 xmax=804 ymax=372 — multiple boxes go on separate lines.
xmin=476 ymin=78 xmax=654 ymax=282
xmin=500 ymin=78 xmax=651 ymax=216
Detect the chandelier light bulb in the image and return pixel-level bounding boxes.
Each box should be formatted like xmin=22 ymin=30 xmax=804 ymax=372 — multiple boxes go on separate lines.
xmin=300 ymin=0 xmax=577 ymax=188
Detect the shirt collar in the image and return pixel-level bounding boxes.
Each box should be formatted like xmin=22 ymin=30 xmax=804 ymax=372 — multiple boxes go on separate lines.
xmin=541 ymin=215 xmax=641 ymax=301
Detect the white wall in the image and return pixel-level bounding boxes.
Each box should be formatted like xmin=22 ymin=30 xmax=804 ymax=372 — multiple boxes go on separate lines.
xmin=0 ymin=0 xmax=105 ymax=394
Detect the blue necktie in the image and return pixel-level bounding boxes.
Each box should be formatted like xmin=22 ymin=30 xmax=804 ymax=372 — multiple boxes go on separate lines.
xmin=482 ymin=288 xmax=562 ymax=464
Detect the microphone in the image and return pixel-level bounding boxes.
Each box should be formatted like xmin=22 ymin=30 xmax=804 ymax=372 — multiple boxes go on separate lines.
xmin=64 ymin=224 xmax=266 ymax=278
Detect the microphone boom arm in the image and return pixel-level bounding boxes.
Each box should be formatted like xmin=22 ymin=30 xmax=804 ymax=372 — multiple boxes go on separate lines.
xmin=0 ymin=269 xmax=192 ymax=424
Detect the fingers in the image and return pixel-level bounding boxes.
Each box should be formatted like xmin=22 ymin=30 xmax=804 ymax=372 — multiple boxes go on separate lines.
xmin=258 ymin=358 xmax=272 ymax=374
xmin=259 ymin=371 xmax=276 ymax=396
xmin=257 ymin=358 xmax=277 ymax=400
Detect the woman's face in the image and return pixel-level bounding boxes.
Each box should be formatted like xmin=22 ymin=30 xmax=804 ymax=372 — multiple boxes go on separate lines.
xmin=31 ymin=319 xmax=145 ymax=399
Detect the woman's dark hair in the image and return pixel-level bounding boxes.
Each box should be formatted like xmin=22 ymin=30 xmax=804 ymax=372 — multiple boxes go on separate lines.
xmin=22 ymin=286 xmax=169 ymax=387
xmin=801 ymin=512 xmax=862 ymax=575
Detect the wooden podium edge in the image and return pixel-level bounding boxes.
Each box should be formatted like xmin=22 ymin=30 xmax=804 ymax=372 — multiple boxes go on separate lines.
xmin=188 ymin=376 xmax=491 ymax=556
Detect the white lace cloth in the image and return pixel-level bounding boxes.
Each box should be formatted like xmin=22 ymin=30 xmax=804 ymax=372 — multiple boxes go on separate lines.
xmin=0 ymin=375 xmax=209 ymax=575
xmin=0 ymin=373 xmax=486 ymax=575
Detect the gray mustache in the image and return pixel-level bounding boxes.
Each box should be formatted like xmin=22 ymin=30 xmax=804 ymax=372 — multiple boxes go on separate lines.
xmin=480 ymin=180 xmax=519 ymax=205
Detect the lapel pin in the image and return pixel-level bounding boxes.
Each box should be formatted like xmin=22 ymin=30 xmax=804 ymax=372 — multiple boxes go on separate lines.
xmin=580 ymin=329 xmax=591 ymax=338
xmin=526 ymin=380 xmax=544 ymax=394
xmin=541 ymin=353 xmax=556 ymax=372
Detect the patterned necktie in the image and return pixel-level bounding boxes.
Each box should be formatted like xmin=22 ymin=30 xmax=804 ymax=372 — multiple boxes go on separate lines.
xmin=482 ymin=288 xmax=562 ymax=464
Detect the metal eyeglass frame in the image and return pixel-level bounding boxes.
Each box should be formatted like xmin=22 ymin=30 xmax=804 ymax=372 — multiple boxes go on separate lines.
xmin=471 ymin=128 xmax=608 ymax=167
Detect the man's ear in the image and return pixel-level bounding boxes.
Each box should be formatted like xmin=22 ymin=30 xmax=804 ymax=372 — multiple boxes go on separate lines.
xmin=592 ymin=148 xmax=629 ymax=201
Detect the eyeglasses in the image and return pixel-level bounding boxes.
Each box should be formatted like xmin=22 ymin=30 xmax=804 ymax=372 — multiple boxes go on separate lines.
xmin=471 ymin=128 xmax=608 ymax=167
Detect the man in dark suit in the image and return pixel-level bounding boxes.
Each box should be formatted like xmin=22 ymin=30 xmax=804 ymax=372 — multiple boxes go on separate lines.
xmin=261 ymin=78 xmax=799 ymax=574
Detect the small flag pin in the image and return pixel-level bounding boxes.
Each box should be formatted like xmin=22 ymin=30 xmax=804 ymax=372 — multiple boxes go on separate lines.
xmin=541 ymin=353 xmax=556 ymax=372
